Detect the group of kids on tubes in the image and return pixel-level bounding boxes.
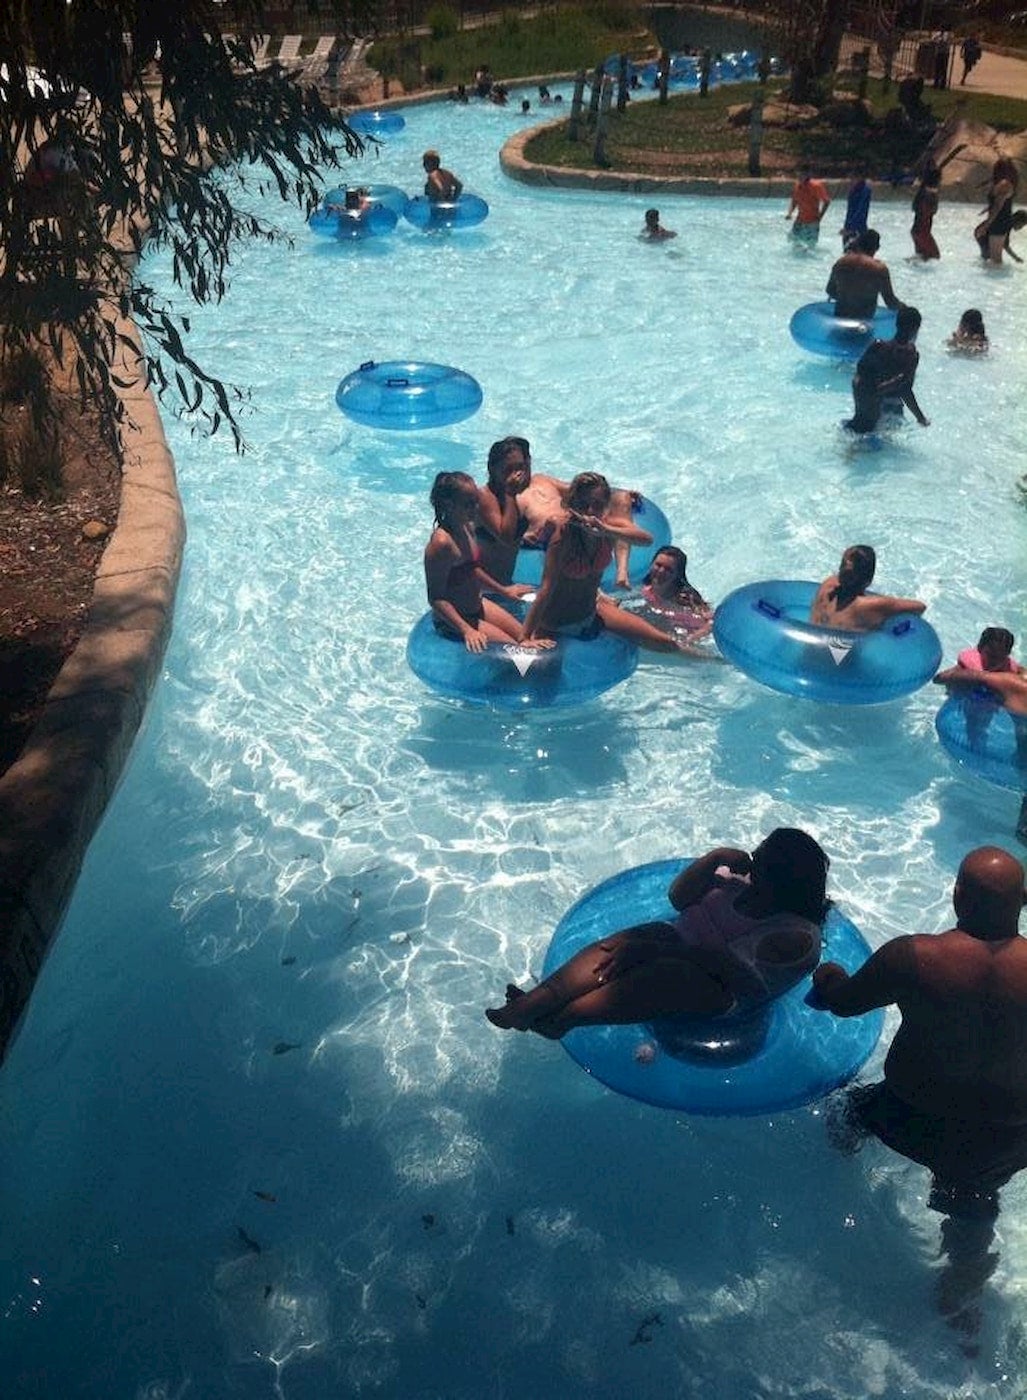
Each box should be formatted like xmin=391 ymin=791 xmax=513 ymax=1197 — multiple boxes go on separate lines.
xmin=424 ymin=433 xmax=1022 ymax=692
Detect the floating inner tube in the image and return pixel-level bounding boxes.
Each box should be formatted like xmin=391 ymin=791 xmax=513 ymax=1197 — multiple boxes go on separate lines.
xmin=406 ymin=611 xmax=638 ymax=709
xmin=348 ymin=109 xmax=406 ymax=137
xmin=322 ymin=183 xmax=409 ymax=217
xmin=789 ymin=301 xmax=898 ymax=360
xmin=403 ymin=193 xmax=490 ymax=230
xmin=309 ymin=198 xmax=398 ymax=239
xmin=542 ymin=858 xmax=882 ymax=1115
xmin=335 ymin=360 xmax=483 ymax=430
xmin=936 ymin=692 xmax=1027 ymax=792
xmin=713 ymin=579 xmax=941 ymax=704
xmin=359 ymin=183 xmax=409 ymax=215
xmin=512 ymin=496 xmax=672 ymax=591
xmin=617 ymin=593 xmax=715 ymax=647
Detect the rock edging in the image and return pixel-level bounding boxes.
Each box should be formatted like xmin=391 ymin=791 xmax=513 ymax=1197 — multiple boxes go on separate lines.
xmin=499 ymin=118 xmax=1020 ymax=202
xmin=0 ymin=321 xmax=185 ymax=1058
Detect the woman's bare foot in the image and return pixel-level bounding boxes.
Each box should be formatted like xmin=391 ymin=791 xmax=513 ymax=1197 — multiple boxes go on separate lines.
xmin=485 ymin=981 xmax=561 ymax=1030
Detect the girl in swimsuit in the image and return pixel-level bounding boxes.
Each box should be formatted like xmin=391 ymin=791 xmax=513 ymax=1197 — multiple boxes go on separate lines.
xmin=641 ymin=546 xmax=714 ymax=639
xmin=520 ymin=473 xmax=685 ymax=653
xmin=809 ymin=544 xmax=927 ymax=631
xmin=424 ymin=472 xmax=539 ymax=652
xmin=477 ymin=435 xmax=644 ymax=589
xmin=947 ymin=308 xmax=988 ymax=354
xmin=486 ymin=829 xmax=830 ymax=1037
xmin=475 ymin=436 xmax=532 ymax=584
xmin=976 ymin=157 xmax=1019 ymax=265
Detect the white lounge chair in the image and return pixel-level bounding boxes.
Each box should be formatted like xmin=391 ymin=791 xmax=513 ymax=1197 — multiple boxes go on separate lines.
xmin=307 ymin=36 xmax=336 ymax=64
xmin=300 ymin=36 xmax=337 ymax=88
xmin=276 ymin=35 xmax=304 ymax=68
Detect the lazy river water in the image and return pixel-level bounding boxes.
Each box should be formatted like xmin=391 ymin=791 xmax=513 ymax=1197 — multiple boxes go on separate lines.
xmin=2 ymin=89 xmax=1027 ymax=1399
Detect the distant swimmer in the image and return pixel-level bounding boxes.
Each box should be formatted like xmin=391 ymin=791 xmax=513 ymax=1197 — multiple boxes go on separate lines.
xmin=640 ymin=207 xmax=677 ymax=241
xmin=422 ymin=149 xmax=463 ymax=202
xmin=947 ymin=308 xmax=989 ymax=354
xmin=785 ymin=165 xmax=831 ymax=243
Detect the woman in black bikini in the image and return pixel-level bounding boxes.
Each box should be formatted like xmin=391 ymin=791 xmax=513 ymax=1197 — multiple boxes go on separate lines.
xmin=424 ymin=472 xmax=536 ymax=651
xmin=976 ymin=157 xmax=1019 ymax=265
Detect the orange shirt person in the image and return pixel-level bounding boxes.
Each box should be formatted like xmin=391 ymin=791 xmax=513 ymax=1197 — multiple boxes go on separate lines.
xmin=786 ymin=166 xmax=831 ymax=244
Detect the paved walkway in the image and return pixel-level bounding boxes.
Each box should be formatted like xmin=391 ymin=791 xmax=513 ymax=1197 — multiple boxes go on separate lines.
xmin=953 ymin=45 xmax=1027 ymax=100
xmin=838 ymin=34 xmax=1027 ymax=101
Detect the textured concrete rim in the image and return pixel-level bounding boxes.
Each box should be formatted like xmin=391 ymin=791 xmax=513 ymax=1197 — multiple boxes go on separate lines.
xmin=0 ymin=322 xmax=185 ymax=1060
xmin=498 ymin=119 xmax=1006 ymax=202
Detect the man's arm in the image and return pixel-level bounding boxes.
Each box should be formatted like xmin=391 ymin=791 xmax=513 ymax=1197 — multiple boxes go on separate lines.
xmin=812 ymin=937 xmax=914 ymax=1015
xmin=878 ymin=266 xmax=902 ymax=311
xmin=899 ymin=381 xmax=929 ymax=426
xmin=934 ymin=667 xmax=1018 ymax=700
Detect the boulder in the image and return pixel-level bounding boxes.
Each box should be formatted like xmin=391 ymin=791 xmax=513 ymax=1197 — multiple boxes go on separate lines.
xmin=921 ymin=115 xmax=1027 ymax=196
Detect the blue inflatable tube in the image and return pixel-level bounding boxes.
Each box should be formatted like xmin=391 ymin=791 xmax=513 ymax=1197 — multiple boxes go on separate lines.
xmin=403 ymin=193 xmax=490 ymax=230
xmin=406 ymin=612 xmax=638 ymax=709
xmin=512 ymin=496 xmax=672 ymax=591
xmin=713 ymin=580 xmax=941 ymax=704
xmin=790 ymin=301 xmax=898 ymax=360
xmin=309 ymin=199 xmax=398 ymax=240
xmin=335 ymin=360 xmax=483 ymax=430
xmin=323 ymin=183 xmax=409 ymax=216
xmin=936 ymin=693 xmax=1027 ymax=792
xmin=308 ymin=206 xmax=342 ymax=238
xmin=542 ymin=859 xmax=882 ymax=1115
xmin=348 ymin=109 xmax=406 ymax=137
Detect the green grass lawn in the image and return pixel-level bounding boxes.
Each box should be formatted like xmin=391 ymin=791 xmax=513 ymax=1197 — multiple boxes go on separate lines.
xmin=370 ymin=4 xmax=656 ymax=90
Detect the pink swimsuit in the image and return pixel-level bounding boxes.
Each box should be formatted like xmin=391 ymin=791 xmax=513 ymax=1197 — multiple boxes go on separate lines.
xmin=958 ymin=647 xmax=1015 ymax=673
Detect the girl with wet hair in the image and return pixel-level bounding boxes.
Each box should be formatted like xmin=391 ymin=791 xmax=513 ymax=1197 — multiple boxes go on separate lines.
xmin=424 ymin=471 xmax=538 ymax=652
xmin=642 ymin=546 xmax=713 ymax=633
xmin=486 ymin=828 xmax=830 ymax=1037
xmin=948 ymin=309 xmax=988 ymax=353
xmin=809 ymin=545 xmax=926 ymax=632
xmin=521 ymin=473 xmax=686 ymax=653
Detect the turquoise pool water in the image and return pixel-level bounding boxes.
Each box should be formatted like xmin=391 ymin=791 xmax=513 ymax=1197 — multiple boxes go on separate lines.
xmin=2 ymin=91 xmax=1027 ymax=1398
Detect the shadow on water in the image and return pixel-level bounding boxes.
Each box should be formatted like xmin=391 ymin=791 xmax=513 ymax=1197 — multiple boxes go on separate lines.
xmin=326 ymin=433 xmax=476 ymax=493
xmin=789 ymin=357 xmax=853 ymax=393
xmin=305 ymin=234 xmax=397 ymax=262
xmin=402 ymin=698 xmax=635 ymax=798
xmin=711 ymin=689 xmax=940 ymax=811
xmin=478 ymin=1039 xmax=994 ymax=1397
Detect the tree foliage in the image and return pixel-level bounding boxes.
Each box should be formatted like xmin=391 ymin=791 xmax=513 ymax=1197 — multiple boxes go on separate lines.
xmin=766 ymin=0 xmax=855 ymax=105
xmin=0 ymin=1 xmax=362 ymax=450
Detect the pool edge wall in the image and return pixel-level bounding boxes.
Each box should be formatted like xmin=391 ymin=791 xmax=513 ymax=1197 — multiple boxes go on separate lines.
xmin=0 ymin=316 xmax=185 ymax=1062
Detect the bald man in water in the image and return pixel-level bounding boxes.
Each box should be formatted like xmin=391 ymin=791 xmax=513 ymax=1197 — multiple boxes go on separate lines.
xmin=813 ymin=847 xmax=1027 ymax=1337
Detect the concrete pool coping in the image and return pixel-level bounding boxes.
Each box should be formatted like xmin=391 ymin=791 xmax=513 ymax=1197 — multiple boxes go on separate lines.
xmin=0 ymin=326 xmax=185 ymax=1057
xmin=498 ymin=118 xmax=1014 ymax=202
